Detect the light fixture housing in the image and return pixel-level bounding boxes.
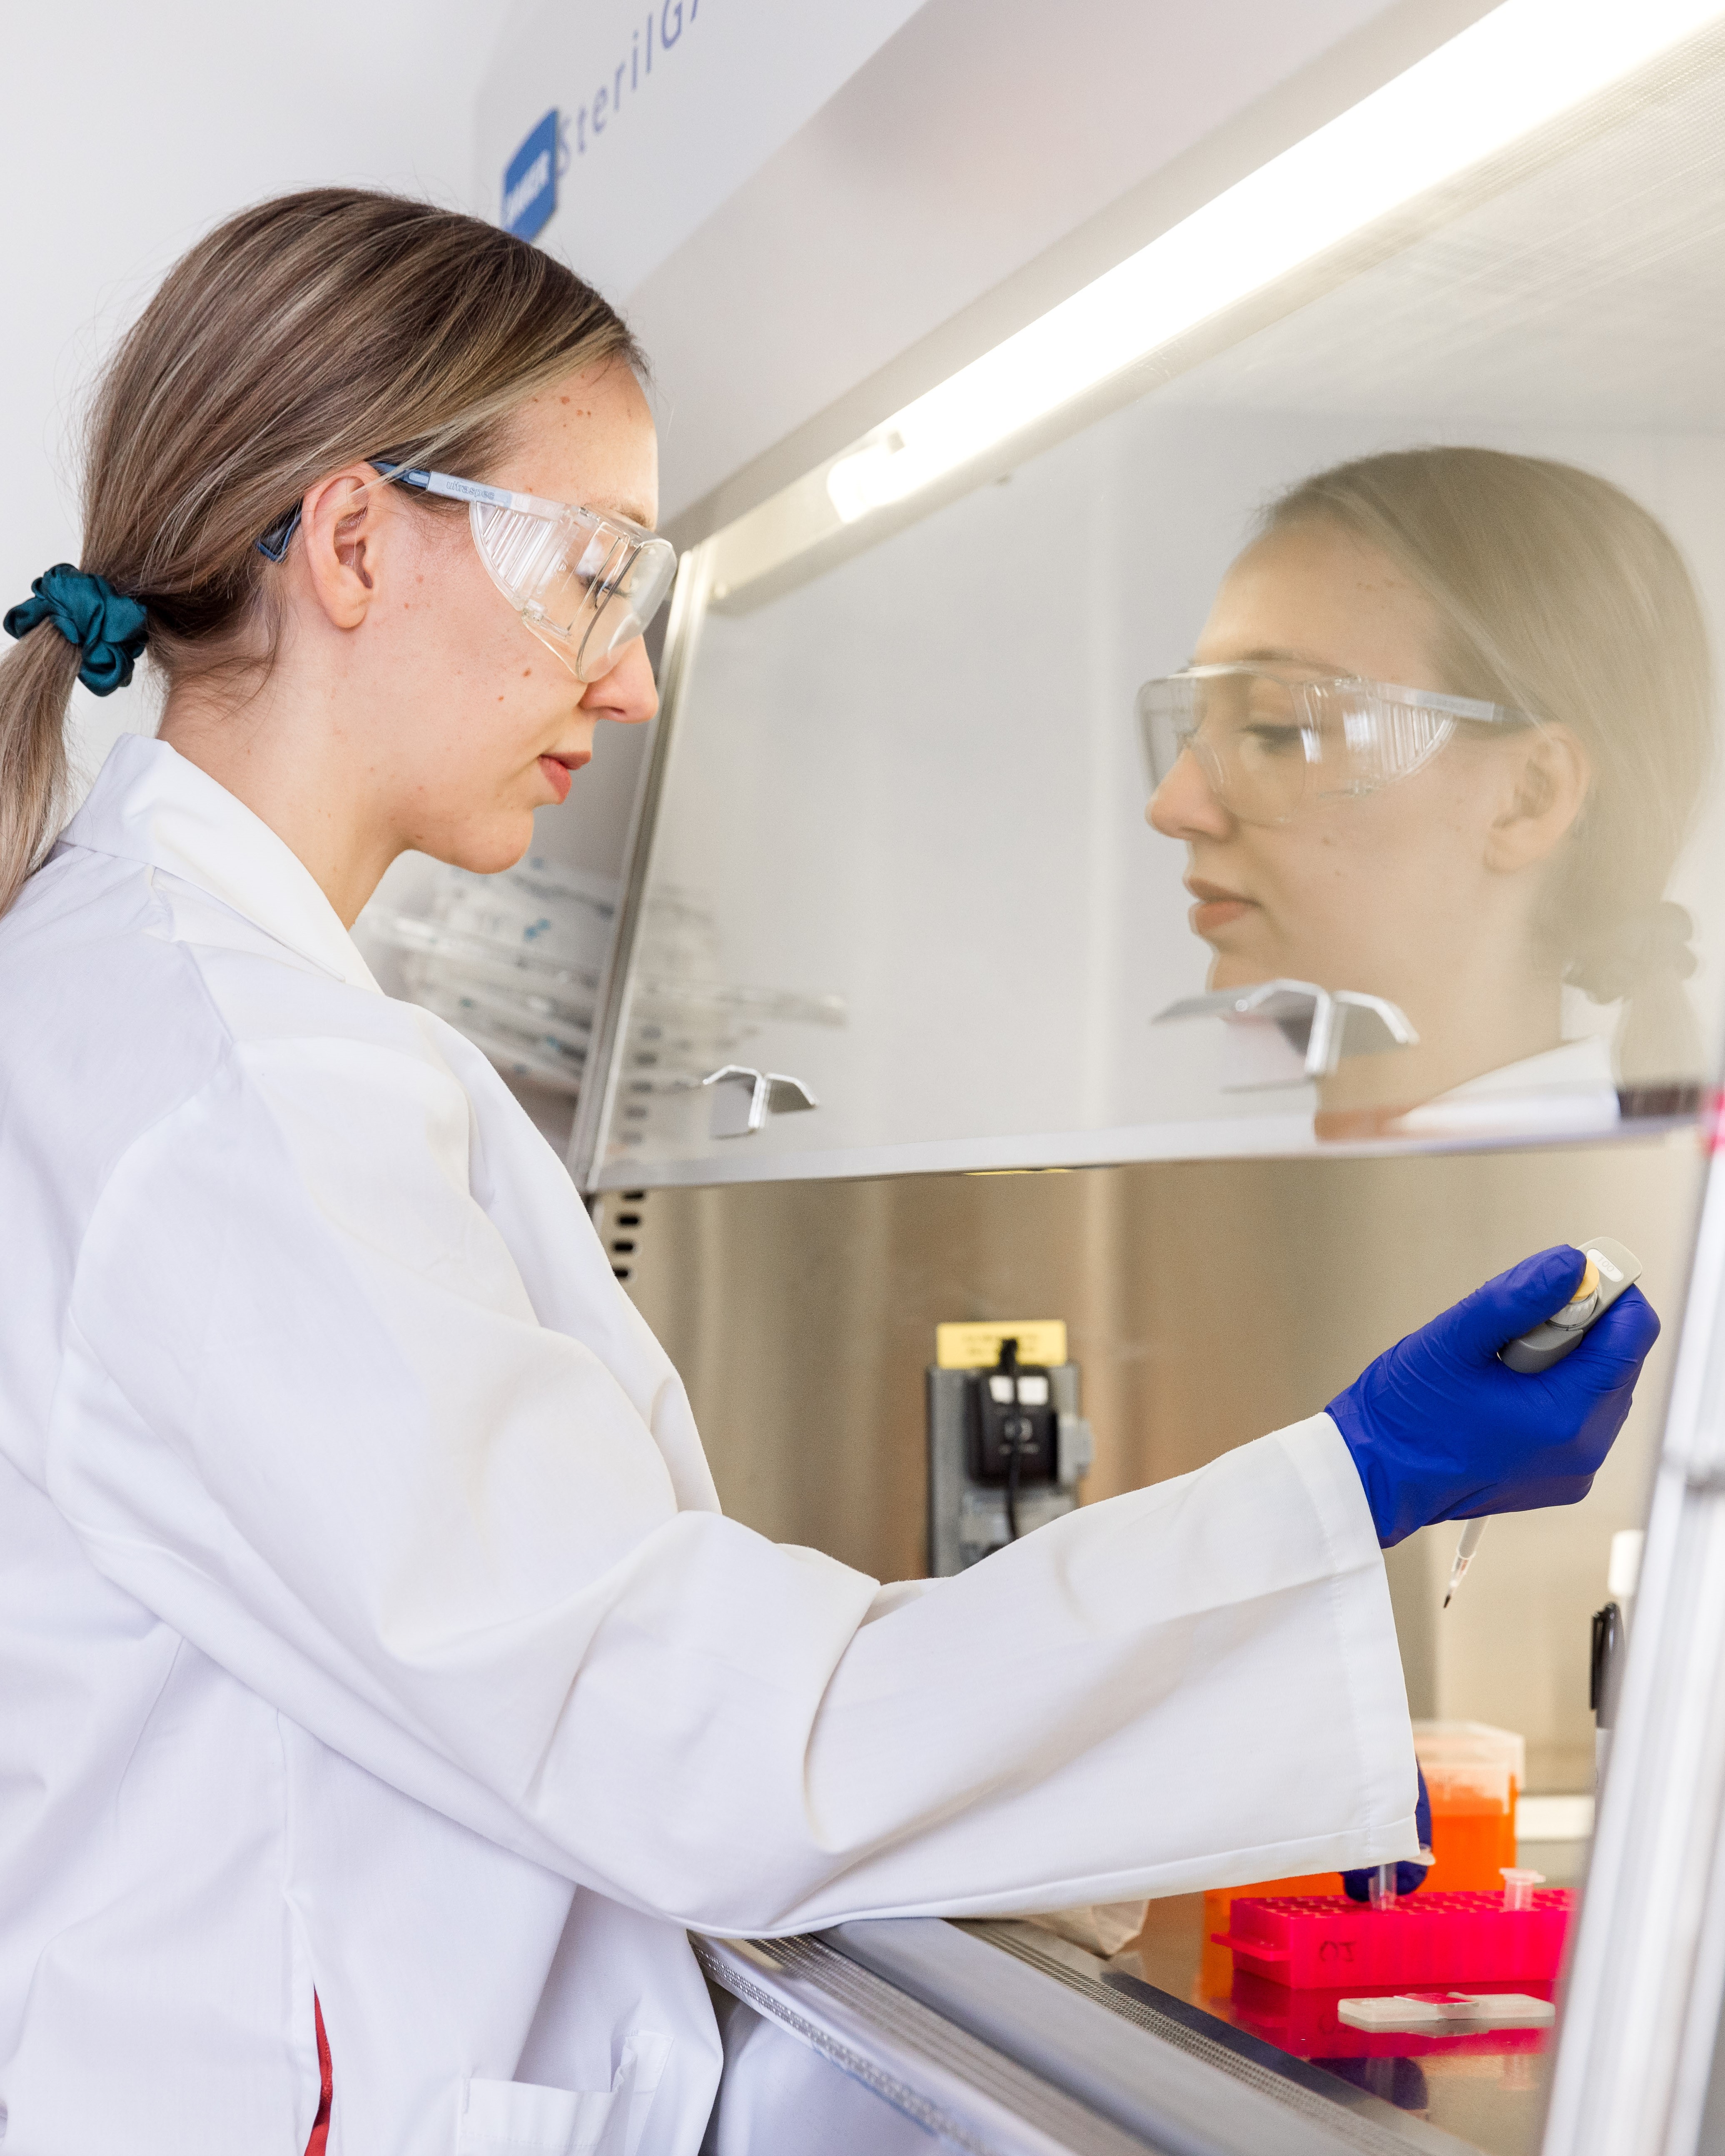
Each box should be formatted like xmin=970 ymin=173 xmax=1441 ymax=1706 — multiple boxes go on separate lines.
xmin=704 ymin=0 xmax=1725 ymax=611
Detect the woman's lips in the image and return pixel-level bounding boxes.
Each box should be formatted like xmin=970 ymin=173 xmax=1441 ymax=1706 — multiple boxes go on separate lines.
xmin=1186 ymin=880 xmax=1257 ymax=936
xmin=538 ymin=751 xmax=589 ymax=804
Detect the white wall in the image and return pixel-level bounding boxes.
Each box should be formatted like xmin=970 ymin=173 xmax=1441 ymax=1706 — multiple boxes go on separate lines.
xmin=2 ymin=1 xmax=510 ymax=786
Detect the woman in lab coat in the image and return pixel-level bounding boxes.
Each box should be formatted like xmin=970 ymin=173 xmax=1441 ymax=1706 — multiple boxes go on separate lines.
xmin=1143 ymin=446 xmax=1712 ymax=1137
xmin=0 ymin=193 xmax=1658 ymax=2156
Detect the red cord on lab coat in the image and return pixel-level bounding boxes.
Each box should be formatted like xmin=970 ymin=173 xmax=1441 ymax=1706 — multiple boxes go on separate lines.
xmin=304 ymin=1996 xmax=332 ymax=2156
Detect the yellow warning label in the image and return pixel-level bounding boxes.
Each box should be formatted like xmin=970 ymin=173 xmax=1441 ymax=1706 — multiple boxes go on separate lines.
xmin=935 ymin=1319 xmax=1068 ymax=1370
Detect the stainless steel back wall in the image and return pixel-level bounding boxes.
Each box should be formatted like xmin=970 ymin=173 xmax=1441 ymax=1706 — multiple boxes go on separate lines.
xmin=604 ymin=1134 xmax=1703 ymax=1792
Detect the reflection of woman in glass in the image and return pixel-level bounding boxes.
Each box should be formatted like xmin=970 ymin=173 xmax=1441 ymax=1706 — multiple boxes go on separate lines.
xmin=1142 ymin=447 xmax=1712 ymax=1131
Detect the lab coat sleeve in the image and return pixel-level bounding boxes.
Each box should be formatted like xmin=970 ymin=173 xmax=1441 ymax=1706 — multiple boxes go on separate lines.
xmin=55 ymin=1028 xmax=1418 ymax=1933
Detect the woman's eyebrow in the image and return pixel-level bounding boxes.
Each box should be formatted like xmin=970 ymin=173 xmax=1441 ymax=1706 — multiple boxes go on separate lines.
xmin=1243 ymin=644 xmax=1348 ymax=668
xmin=1192 ymin=645 xmax=1352 ymax=672
xmin=596 ymin=495 xmax=656 ymax=529
xmin=533 ymin=484 xmax=657 ymax=528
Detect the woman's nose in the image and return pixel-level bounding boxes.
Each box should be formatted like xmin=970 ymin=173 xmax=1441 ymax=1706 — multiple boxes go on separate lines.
xmin=583 ymin=636 xmax=659 ymax=726
xmin=1147 ymin=746 xmax=1234 ymax=838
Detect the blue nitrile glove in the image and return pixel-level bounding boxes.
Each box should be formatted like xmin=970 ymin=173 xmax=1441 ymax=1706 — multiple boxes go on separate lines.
xmin=1342 ymin=1767 xmax=1433 ymax=1902
xmin=1328 ymin=1245 xmax=1660 ymax=1548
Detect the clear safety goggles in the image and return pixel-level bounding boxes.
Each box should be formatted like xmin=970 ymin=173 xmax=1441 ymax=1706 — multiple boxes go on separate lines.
xmin=1137 ymin=663 xmax=1538 ymax=827
xmin=257 ymin=461 xmax=677 ymax=683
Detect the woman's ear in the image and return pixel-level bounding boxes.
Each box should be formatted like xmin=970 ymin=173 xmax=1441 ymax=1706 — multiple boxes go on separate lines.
xmin=1483 ymin=724 xmax=1591 ymax=874
xmin=297 ymin=466 xmax=387 ymax=630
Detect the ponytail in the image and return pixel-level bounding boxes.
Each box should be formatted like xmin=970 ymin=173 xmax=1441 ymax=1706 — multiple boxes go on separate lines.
xmin=0 ymin=625 xmax=80 ymax=916
xmin=1567 ymin=900 xmax=1702 ymax=1090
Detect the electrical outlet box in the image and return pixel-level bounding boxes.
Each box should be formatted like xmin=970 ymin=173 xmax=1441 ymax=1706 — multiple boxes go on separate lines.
xmin=969 ymin=1365 xmax=1059 ymax=1484
xmin=927 ymin=1328 xmax=1092 ymax=1574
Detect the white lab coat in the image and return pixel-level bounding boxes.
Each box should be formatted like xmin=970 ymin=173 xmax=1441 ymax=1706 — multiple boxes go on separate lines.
xmin=0 ymin=735 xmax=1418 ymax=2156
xmin=1396 ymin=1035 xmax=1620 ymax=1140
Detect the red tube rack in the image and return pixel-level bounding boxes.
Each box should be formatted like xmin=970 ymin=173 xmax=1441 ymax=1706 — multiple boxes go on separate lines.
xmin=1212 ymin=1889 xmax=1572 ymax=1989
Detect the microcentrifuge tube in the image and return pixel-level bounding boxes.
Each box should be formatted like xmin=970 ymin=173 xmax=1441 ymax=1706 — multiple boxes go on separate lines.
xmin=1501 ymin=1867 xmax=1545 ymax=1913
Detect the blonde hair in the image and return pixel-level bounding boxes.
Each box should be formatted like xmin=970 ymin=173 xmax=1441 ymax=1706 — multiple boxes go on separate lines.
xmin=1266 ymin=447 xmax=1715 ymax=1090
xmin=0 ymin=188 xmax=643 ymax=915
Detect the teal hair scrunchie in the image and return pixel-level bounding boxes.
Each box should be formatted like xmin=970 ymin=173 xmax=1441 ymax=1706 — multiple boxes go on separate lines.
xmin=4 ymin=563 xmax=149 ymax=695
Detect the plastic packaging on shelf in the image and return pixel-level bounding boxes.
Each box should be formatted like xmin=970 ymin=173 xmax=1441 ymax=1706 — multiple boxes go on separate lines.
xmin=358 ymin=860 xmax=850 ymax=1125
xmin=1213 ymin=1887 xmax=1572 ymax=1989
xmin=360 ymin=856 xmax=618 ymax=1097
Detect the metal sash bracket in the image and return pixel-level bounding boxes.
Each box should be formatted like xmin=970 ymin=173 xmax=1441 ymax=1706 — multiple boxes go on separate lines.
xmin=1154 ymin=977 xmax=1418 ymax=1091
xmin=701 ymin=1064 xmax=820 ymax=1139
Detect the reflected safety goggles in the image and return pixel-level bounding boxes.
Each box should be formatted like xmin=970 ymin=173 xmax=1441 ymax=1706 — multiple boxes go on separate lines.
xmin=1137 ymin=663 xmax=1539 ymax=827
xmin=256 ymin=461 xmax=678 ymax=683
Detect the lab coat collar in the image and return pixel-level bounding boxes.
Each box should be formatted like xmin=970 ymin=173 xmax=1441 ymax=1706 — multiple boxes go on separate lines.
xmin=62 ymin=734 xmax=381 ymax=994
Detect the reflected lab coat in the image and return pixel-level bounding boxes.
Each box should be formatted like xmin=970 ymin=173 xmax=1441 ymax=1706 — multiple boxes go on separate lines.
xmin=0 ymin=736 xmax=1418 ymax=2156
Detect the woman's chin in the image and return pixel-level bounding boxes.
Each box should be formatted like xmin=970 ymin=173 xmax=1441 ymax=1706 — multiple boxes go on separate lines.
xmin=1206 ymin=950 xmax=1282 ymax=990
xmin=434 ymin=818 xmax=536 ymax=879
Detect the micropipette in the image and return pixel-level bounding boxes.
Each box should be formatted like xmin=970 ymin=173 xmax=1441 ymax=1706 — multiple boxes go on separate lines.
xmin=1443 ymin=1236 xmax=1643 ymax=1611
xmin=1443 ymin=1518 xmax=1487 ymax=1610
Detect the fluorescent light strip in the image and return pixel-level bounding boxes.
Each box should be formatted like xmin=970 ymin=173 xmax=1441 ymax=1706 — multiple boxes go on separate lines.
xmin=827 ymin=0 xmax=1725 ymax=523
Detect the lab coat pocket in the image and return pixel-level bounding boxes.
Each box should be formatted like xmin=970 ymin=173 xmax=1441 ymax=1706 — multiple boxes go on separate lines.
xmin=456 ymin=2031 xmax=672 ymax=2156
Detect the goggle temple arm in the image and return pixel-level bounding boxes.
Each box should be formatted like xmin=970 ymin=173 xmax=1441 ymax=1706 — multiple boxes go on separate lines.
xmin=255 ymin=504 xmax=302 ymax=563
xmin=254 ymin=460 xmax=428 ymax=563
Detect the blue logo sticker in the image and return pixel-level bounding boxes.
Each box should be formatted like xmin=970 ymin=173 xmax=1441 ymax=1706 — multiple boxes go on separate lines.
xmin=502 ymin=110 xmax=558 ymax=241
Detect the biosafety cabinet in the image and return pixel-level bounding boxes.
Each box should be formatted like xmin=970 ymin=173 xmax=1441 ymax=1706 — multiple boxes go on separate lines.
xmin=381 ymin=3 xmax=1725 ymax=2150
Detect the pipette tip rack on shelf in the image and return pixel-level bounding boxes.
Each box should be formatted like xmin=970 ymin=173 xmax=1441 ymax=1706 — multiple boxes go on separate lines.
xmin=1212 ymin=1889 xmax=1572 ymax=1989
